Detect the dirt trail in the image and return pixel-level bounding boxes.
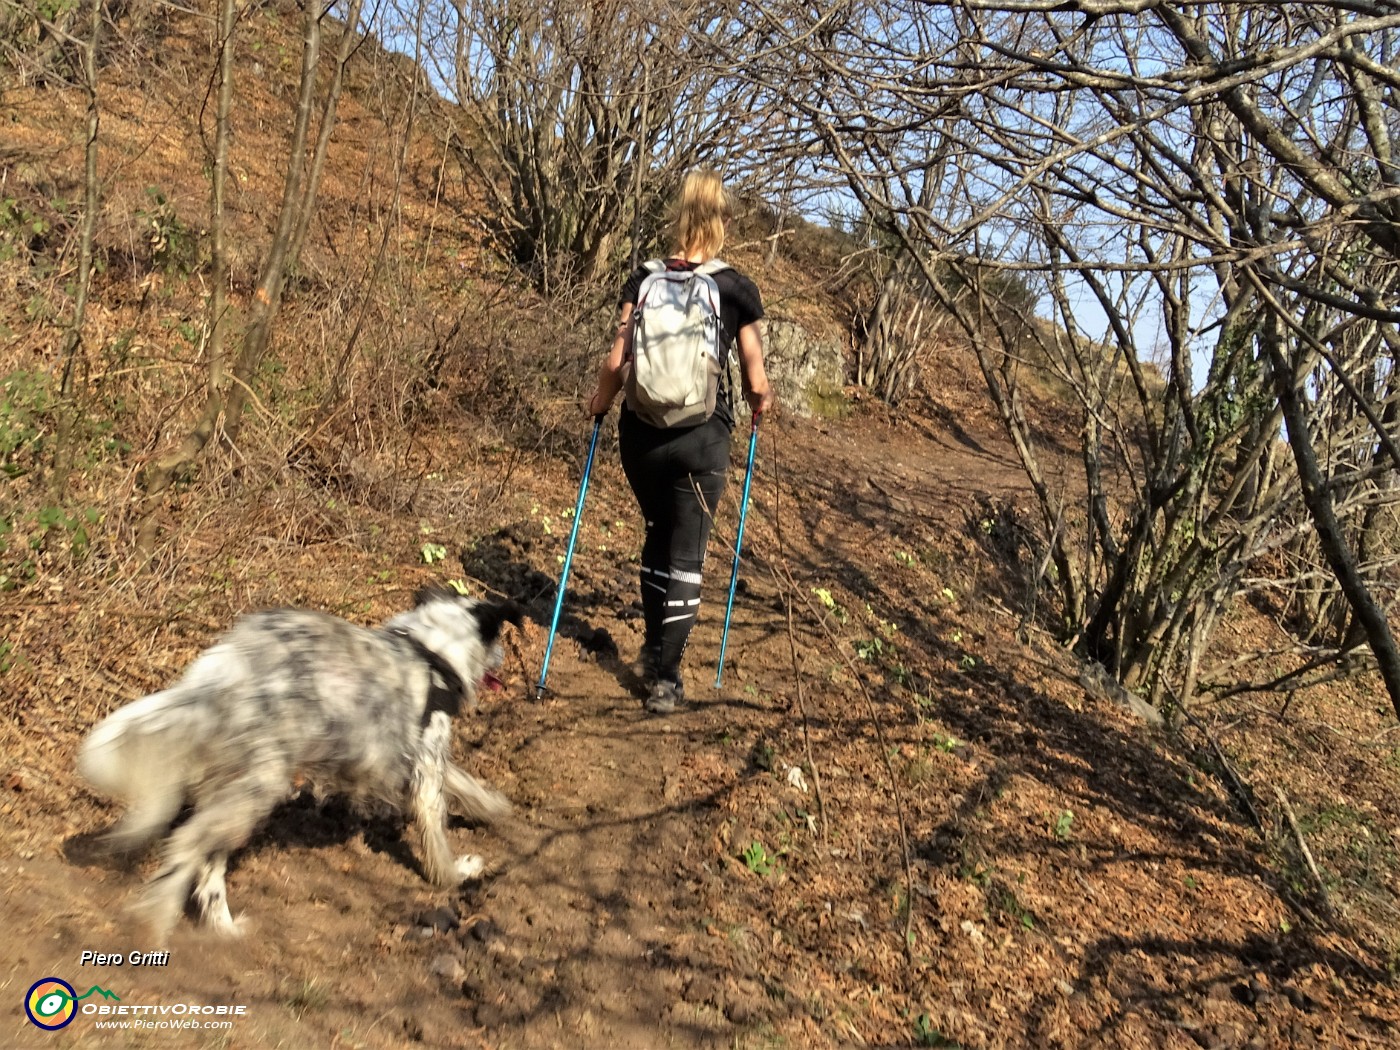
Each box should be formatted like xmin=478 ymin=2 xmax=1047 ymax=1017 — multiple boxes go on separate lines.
xmin=5 ymin=408 xmax=1400 ymax=1050
xmin=468 ymin=686 xmax=703 ymax=1044
xmin=2 ymin=408 xmax=1011 ymax=1050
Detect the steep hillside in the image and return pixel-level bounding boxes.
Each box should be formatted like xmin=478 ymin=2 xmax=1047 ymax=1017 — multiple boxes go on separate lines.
xmin=3 ymin=7 xmax=1399 ymax=1050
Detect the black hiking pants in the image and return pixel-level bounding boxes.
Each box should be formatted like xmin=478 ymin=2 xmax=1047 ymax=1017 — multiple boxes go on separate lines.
xmin=618 ymin=410 xmax=730 ymax=686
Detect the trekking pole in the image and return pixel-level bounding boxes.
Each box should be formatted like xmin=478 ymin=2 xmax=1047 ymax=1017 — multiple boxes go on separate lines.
xmin=535 ymin=415 xmax=604 ymax=699
xmin=715 ymin=410 xmax=761 ymax=689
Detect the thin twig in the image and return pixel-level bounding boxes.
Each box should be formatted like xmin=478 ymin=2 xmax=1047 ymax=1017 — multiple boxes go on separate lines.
xmin=754 ymin=493 xmax=918 ymax=961
xmin=786 ymin=591 xmax=829 ymax=843
xmin=1172 ymin=695 xmax=1266 ymax=832
xmin=771 ymin=428 xmax=828 ymax=840
xmin=1273 ymin=785 xmax=1333 ymax=915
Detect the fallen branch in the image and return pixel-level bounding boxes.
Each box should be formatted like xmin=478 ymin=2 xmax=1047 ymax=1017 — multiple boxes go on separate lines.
xmin=1170 ymin=693 xmax=1266 ymax=832
xmin=1272 ymin=784 xmax=1334 ymax=916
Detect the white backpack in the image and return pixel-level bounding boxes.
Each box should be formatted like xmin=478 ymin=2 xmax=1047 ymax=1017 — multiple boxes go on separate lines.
xmin=624 ymin=259 xmax=730 ymax=428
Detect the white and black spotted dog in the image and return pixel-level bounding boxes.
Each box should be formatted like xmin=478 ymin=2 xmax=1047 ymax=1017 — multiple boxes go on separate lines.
xmin=77 ymin=588 xmax=521 ymax=939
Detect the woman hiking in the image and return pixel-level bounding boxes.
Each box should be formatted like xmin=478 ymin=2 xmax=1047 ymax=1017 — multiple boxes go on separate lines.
xmin=586 ymin=170 xmax=774 ymax=714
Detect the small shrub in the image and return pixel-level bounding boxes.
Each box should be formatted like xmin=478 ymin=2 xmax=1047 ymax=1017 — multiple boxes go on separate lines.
xmin=742 ymin=841 xmax=774 ymax=876
xmin=854 ymin=637 xmax=886 ymax=662
xmin=1 ymin=370 xmax=51 ymax=479
xmin=811 ymin=586 xmax=848 ymax=623
xmin=913 ymin=1013 xmax=961 ymax=1048
xmin=1054 ymin=810 xmax=1074 ymax=840
xmin=137 ymin=187 xmax=201 ymax=274
xmin=1 ymin=504 xmax=100 ymax=592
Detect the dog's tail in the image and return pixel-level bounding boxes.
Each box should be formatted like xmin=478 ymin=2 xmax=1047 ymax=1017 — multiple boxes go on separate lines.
xmin=443 ymin=764 xmax=511 ymax=823
xmin=78 ymin=650 xmax=228 ymax=853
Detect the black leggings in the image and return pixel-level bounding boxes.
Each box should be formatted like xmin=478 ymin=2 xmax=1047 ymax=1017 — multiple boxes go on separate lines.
xmin=618 ymin=410 xmax=731 ymax=684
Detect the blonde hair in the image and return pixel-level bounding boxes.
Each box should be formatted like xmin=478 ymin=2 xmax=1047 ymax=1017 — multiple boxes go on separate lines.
xmin=673 ymin=170 xmax=730 ymax=260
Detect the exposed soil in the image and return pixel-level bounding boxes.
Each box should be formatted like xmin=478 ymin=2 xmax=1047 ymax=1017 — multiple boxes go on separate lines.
xmin=5 ymin=405 xmax=1400 ymax=1050
xmin=4 ymin=7 xmax=1400 ymax=1049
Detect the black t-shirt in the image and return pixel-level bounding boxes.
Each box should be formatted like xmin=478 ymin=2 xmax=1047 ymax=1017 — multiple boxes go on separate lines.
xmin=619 ymin=259 xmax=765 ymax=430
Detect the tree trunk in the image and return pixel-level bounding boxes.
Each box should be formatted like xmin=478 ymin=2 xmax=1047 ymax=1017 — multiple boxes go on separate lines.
xmin=1264 ymin=318 xmax=1400 ymax=720
xmin=135 ymin=0 xmax=237 ymax=553
xmin=48 ymin=0 xmax=103 ymax=500
xmin=222 ymin=0 xmax=325 ymax=445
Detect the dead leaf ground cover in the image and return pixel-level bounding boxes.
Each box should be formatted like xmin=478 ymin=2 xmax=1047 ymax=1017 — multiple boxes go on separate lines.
xmin=3 ymin=406 xmax=1399 ymax=1050
xmin=3 ymin=8 xmax=1400 ymax=1048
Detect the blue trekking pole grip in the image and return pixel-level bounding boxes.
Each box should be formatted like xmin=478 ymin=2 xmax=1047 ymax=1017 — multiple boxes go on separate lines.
xmin=535 ymin=415 xmax=604 ymax=699
xmin=715 ymin=411 xmax=761 ymax=689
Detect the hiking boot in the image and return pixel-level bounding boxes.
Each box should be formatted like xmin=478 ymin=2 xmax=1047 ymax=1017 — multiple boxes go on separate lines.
xmin=632 ymin=645 xmax=662 ymax=699
xmin=644 ymin=677 xmax=684 ymax=715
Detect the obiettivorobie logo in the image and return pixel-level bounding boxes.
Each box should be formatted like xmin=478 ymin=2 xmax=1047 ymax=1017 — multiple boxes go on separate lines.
xmin=24 ymin=978 xmax=120 ymax=1031
xmin=23 ymin=976 xmax=248 ymax=1033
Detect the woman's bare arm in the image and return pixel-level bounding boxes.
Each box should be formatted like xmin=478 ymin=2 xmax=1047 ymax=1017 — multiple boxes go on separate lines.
xmin=586 ymin=303 xmax=634 ymax=416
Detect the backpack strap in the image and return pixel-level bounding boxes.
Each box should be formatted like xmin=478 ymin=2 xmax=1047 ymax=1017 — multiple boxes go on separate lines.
xmin=635 ymin=258 xmax=727 ymax=313
xmin=634 ymin=260 xmax=670 ymax=312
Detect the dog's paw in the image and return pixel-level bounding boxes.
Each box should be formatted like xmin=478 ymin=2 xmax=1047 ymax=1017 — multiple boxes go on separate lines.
xmin=442 ymin=765 xmax=512 ymax=824
xmin=206 ymin=912 xmax=247 ymax=938
xmin=477 ymin=791 xmax=511 ymax=823
xmin=454 ymin=854 xmax=487 ymax=882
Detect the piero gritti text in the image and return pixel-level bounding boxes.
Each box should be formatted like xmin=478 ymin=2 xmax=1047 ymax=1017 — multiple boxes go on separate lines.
xmin=80 ymin=950 xmax=171 ymax=966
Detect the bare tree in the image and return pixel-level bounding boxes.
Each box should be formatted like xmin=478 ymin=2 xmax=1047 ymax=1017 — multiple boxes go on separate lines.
xmin=402 ymin=0 xmax=764 ymax=290
xmin=48 ymin=0 xmax=106 ymax=499
xmin=857 ymin=250 xmax=932 ymax=404
xmin=133 ymin=0 xmax=237 ymax=553
xmin=221 ymin=0 xmax=366 ymax=444
xmin=744 ymin=0 xmax=1400 ymax=715
xmin=137 ymin=0 xmax=367 ymax=550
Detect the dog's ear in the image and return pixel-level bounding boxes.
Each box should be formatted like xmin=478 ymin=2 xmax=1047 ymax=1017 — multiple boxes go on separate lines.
xmin=472 ymin=600 xmax=524 ymax=642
